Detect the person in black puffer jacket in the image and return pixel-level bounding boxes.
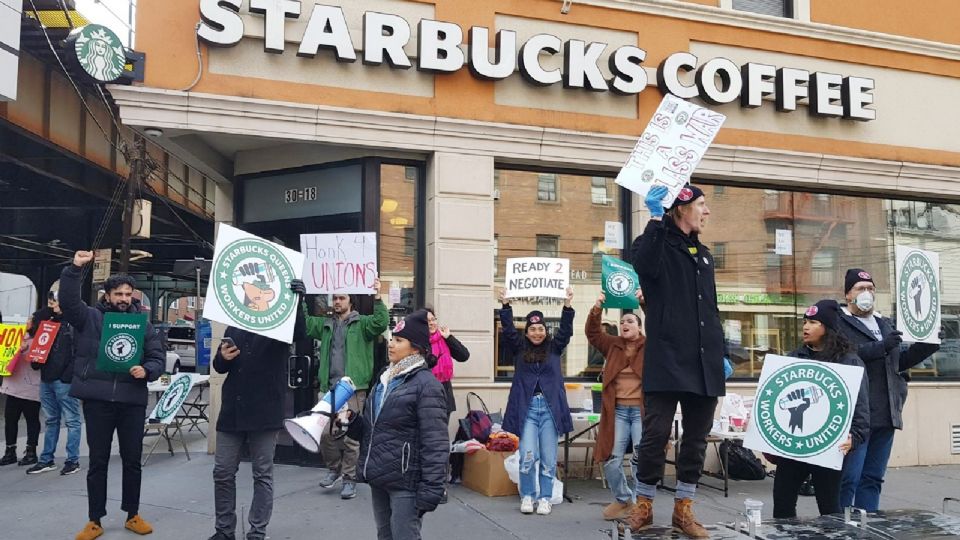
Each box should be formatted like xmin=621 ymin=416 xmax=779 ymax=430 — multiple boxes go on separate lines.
xmin=27 ymin=293 xmax=83 ymax=476
xmin=61 ymin=251 xmax=164 ymax=540
xmin=773 ymin=299 xmax=870 ymax=520
xmin=348 ymin=309 xmax=448 ymax=540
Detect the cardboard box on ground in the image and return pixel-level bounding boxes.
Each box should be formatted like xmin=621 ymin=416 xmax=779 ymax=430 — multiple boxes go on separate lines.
xmin=463 ymin=448 xmax=516 ymax=497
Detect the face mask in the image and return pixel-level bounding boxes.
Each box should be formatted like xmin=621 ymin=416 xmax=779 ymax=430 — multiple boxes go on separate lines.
xmin=855 ymin=291 xmax=874 ymax=312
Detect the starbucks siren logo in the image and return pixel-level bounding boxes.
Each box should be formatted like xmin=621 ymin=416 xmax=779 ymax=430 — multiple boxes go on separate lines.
xmin=213 ymin=238 xmax=295 ymax=331
xmin=755 ymin=362 xmax=852 ymax=459
xmin=605 ymin=269 xmax=636 ymax=299
xmin=105 ymin=333 xmax=138 ymax=363
xmin=73 ymin=25 xmax=125 ymax=82
xmin=898 ymin=251 xmax=939 ymax=340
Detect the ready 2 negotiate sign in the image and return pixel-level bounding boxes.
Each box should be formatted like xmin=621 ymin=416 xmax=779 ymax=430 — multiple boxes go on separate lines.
xmin=197 ymin=0 xmax=875 ymax=120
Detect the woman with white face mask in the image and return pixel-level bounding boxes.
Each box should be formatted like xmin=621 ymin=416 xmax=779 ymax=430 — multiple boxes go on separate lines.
xmin=837 ymin=268 xmax=940 ymax=512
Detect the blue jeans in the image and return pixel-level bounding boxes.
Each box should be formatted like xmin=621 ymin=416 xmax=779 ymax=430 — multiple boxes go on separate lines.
xmin=39 ymin=380 xmax=82 ymax=464
xmin=604 ymin=405 xmax=643 ymax=503
xmin=840 ymin=426 xmax=895 ymax=511
xmin=519 ymin=395 xmax=558 ymax=500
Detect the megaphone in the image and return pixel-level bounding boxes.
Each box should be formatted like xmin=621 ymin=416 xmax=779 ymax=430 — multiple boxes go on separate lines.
xmin=284 ymin=377 xmax=357 ymax=453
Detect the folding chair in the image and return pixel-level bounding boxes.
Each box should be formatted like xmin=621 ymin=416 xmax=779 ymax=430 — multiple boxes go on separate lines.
xmin=142 ymin=417 xmax=190 ymax=466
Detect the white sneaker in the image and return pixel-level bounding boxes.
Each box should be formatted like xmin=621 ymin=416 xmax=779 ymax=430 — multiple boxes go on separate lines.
xmin=536 ymin=499 xmax=552 ymax=515
xmin=520 ymin=496 xmax=535 ymax=514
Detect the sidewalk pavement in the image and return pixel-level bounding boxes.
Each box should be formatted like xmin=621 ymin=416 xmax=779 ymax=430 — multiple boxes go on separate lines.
xmin=1 ymin=432 xmax=958 ymax=540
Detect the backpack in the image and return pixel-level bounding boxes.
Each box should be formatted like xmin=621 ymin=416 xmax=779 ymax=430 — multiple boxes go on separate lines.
xmin=722 ymin=440 xmax=767 ymax=481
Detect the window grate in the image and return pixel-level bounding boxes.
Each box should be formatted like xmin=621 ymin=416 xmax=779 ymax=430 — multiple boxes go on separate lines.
xmin=952 ymin=424 xmax=960 ymax=454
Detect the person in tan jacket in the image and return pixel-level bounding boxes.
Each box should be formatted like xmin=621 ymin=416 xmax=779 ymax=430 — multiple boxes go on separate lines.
xmin=586 ymin=291 xmax=645 ymax=521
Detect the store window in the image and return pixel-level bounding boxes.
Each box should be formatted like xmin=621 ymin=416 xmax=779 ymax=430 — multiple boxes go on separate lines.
xmin=537 ymin=173 xmax=558 ymax=202
xmin=379 ymin=163 xmax=422 ymax=312
xmin=699 ymin=184 xmax=960 ymax=380
xmin=494 ymin=169 xmax=625 ymax=380
xmin=733 ymin=0 xmax=792 ymax=17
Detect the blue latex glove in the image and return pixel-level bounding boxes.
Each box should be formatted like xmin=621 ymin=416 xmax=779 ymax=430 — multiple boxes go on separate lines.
xmin=644 ymin=185 xmax=669 ymax=218
xmin=723 ymin=357 xmax=734 ymax=380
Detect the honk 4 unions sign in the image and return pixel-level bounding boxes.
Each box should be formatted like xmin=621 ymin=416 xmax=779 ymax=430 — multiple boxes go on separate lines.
xmin=198 ymin=0 xmax=876 ymax=121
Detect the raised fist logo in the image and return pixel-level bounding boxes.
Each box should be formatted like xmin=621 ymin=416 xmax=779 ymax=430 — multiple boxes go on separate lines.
xmin=910 ymin=275 xmax=924 ymax=317
xmin=232 ymin=260 xmax=277 ymax=312
xmin=784 ymin=389 xmax=811 ymax=434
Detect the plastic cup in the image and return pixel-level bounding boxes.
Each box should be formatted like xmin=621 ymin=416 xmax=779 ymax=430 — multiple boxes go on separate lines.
xmin=744 ymin=499 xmax=763 ymax=526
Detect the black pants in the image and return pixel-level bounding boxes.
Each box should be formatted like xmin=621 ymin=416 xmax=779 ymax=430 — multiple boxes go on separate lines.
xmin=83 ymin=400 xmax=146 ymax=521
xmin=773 ymin=458 xmax=841 ymax=518
xmin=635 ymin=392 xmax=718 ymax=486
xmin=4 ymin=395 xmax=41 ymax=447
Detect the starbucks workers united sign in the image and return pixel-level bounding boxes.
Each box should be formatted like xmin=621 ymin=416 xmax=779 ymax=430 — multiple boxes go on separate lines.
xmin=744 ymin=354 xmax=864 ymax=470
xmin=896 ymin=246 xmax=942 ymax=344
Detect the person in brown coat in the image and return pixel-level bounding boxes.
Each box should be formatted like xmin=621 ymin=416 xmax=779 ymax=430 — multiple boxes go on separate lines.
xmin=586 ymin=291 xmax=645 ymax=521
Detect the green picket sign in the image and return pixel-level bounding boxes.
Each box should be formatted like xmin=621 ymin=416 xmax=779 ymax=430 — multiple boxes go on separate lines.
xmin=96 ymin=312 xmax=147 ymax=374
xmin=601 ymin=255 xmax=640 ymax=309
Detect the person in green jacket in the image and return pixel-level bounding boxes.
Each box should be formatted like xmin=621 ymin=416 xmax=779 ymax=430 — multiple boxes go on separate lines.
xmin=304 ymin=277 xmax=389 ymax=500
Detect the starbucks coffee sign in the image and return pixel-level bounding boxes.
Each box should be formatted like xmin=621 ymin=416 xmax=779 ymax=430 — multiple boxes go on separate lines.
xmin=744 ymin=354 xmax=864 ymax=470
xmin=197 ymin=0 xmax=876 ymax=121
xmin=896 ymin=246 xmax=942 ymax=344
xmin=203 ymin=223 xmax=305 ymax=343
xmin=66 ymin=24 xmax=126 ymax=83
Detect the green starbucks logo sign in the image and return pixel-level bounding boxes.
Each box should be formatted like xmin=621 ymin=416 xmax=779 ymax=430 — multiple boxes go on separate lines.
xmin=213 ymin=238 xmax=295 ymax=331
xmin=755 ymin=362 xmax=852 ymax=458
xmin=605 ymin=270 xmax=636 ymax=300
xmin=898 ymin=251 xmax=939 ymax=340
xmin=105 ymin=333 xmax=138 ymax=363
xmin=155 ymin=375 xmax=192 ymax=421
xmin=72 ymin=25 xmax=125 ymax=82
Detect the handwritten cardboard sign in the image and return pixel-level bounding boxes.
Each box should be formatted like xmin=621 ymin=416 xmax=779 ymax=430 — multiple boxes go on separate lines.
xmin=26 ymin=321 xmax=62 ymax=365
xmin=300 ymin=233 xmax=378 ymax=295
xmin=615 ymin=93 xmax=726 ymax=208
xmin=504 ymin=258 xmax=569 ymax=299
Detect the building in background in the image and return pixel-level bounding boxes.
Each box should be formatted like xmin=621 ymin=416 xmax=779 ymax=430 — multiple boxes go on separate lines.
xmin=110 ymin=0 xmax=960 ymax=466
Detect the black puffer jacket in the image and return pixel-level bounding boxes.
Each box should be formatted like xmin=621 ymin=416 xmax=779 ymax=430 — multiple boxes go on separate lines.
xmin=29 ymin=307 xmax=75 ymax=383
xmin=789 ymin=345 xmax=871 ymax=449
xmin=350 ymin=360 xmax=448 ymax=513
xmin=838 ymin=311 xmax=938 ymax=430
xmin=59 ymin=265 xmax=163 ymax=406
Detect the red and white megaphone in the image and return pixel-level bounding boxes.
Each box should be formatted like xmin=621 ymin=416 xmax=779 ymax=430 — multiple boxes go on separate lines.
xmin=284 ymin=377 xmax=357 ymax=453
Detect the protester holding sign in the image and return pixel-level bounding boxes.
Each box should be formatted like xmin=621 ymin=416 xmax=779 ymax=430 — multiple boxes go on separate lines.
xmin=27 ymin=295 xmax=83 ymax=476
xmin=304 ymin=278 xmax=389 ymax=500
xmin=0 ymin=318 xmax=41 ymax=468
xmin=586 ymin=291 xmax=646 ymax=521
xmin=772 ymin=299 xmax=870 ymax=519
xmin=61 ymin=251 xmax=165 ymax=540
xmin=626 ymin=183 xmax=723 ymax=539
xmin=838 ymin=268 xmax=940 ymax=512
xmin=499 ymin=287 xmax=575 ymax=516
xmin=208 ymin=279 xmax=308 ymax=540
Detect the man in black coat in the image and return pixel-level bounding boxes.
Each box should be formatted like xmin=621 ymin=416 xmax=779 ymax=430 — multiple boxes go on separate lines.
xmin=626 ymin=184 xmax=724 ymax=539
xmin=62 ymin=250 xmax=165 ymax=540
xmin=838 ymin=268 xmax=939 ymax=512
xmin=208 ymin=279 xmax=307 ymax=540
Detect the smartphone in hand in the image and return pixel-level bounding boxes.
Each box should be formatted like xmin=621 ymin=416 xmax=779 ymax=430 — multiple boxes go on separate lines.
xmin=221 ymin=337 xmax=237 ymax=349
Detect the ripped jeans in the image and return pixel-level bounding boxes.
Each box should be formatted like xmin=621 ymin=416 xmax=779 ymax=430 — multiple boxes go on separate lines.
xmin=606 ymin=405 xmax=643 ymax=503
xmin=519 ymin=394 xmax=558 ymax=500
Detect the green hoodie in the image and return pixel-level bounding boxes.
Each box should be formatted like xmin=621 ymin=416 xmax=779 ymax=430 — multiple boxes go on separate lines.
xmin=304 ymin=299 xmax=389 ymax=392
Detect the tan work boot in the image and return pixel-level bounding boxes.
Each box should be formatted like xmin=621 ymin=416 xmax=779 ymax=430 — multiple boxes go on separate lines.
xmin=124 ymin=514 xmax=154 ymax=535
xmin=602 ymin=501 xmax=635 ymax=521
xmin=624 ymin=496 xmax=653 ymax=530
xmin=672 ymin=498 xmax=710 ymax=538
xmin=75 ymin=521 xmax=103 ymax=540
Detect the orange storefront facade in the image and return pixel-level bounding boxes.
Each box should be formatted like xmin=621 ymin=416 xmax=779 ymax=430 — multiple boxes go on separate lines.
xmin=112 ymin=0 xmax=960 ymax=465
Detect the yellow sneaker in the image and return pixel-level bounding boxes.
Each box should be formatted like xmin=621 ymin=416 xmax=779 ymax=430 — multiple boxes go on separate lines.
xmin=75 ymin=521 xmax=104 ymax=540
xmin=124 ymin=515 xmax=154 ymax=535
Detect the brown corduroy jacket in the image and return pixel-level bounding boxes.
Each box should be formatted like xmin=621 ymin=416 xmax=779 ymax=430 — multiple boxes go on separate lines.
xmin=585 ymin=306 xmax=645 ymax=463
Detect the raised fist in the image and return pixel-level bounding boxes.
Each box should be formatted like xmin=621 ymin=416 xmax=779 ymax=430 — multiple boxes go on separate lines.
xmin=73 ymin=250 xmax=94 ymax=267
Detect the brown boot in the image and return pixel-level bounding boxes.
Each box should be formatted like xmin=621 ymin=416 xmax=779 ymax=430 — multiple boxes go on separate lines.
xmin=602 ymin=501 xmax=635 ymax=521
xmin=75 ymin=521 xmax=103 ymax=540
xmin=124 ymin=515 xmax=153 ymax=535
xmin=672 ymin=498 xmax=710 ymax=538
xmin=624 ymin=496 xmax=653 ymax=530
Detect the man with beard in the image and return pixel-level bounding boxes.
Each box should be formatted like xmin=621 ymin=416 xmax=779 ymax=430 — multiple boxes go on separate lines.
xmin=625 ymin=184 xmax=725 ymax=539
xmin=62 ymin=251 xmax=164 ymax=540
xmin=304 ymin=279 xmax=389 ymax=500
